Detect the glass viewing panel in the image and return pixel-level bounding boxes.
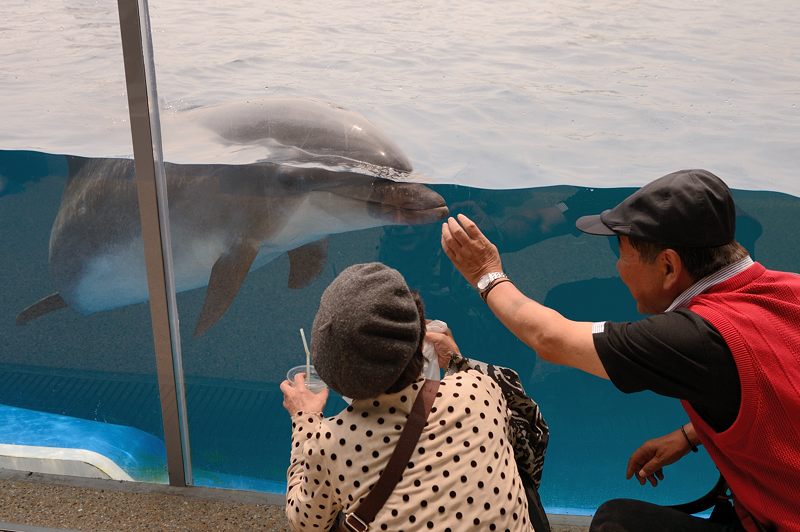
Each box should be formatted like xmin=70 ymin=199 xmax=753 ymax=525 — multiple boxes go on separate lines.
xmin=1 ymin=3 xmax=167 ymax=483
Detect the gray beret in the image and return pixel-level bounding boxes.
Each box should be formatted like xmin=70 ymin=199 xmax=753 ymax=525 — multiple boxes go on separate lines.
xmin=312 ymin=262 xmax=421 ymax=399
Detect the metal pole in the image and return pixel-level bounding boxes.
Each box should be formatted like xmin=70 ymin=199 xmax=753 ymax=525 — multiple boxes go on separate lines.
xmin=116 ymin=0 xmax=192 ymax=486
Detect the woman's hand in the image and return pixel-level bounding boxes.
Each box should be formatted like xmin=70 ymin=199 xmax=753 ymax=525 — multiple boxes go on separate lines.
xmin=280 ymin=373 xmax=329 ymax=417
xmin=425 ymin=325 xmax=461 ymax=368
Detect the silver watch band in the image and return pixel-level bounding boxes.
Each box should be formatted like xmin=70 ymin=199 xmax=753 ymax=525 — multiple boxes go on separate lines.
xmin=479 ymin=276 xmax=511 ymax=302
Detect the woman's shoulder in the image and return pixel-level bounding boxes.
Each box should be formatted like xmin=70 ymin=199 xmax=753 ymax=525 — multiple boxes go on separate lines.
xmin=441 ymin=368 xmax=504 ymax=401
xmin=322 ymin=386 xmax=417 ymax=428
xmin=443 ymin=367 xmax=485 ymax=383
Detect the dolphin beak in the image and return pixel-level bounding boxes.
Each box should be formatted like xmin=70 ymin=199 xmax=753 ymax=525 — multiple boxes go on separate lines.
xmin=366 ymin=181 xmax=449 ymax=224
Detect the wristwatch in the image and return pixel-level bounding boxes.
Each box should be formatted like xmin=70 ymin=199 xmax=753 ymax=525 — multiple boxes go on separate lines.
xmin=476 ymin=271 xmax=508 ymax=296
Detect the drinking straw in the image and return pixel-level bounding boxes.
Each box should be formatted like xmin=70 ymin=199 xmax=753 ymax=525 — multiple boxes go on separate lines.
xmin=300 ymin=328 xmax=311 ymax=379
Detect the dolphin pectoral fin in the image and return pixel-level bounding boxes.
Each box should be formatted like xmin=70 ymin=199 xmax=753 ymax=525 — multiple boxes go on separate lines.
xmin=287 ymin=239 xmax=328 ymax=289
xmin=194 ymin=242 xmax=259 ymax=337
xmin=17 ymin=293 xmax=68 ymax=325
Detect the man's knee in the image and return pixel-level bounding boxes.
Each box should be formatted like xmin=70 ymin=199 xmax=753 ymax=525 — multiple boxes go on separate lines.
xmin=589 ymin=499 xmax=643 ymax=532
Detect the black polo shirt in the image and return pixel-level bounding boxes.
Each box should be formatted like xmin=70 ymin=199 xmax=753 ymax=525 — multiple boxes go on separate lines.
xmin=593 ymin=308 xmax=741 ymax=433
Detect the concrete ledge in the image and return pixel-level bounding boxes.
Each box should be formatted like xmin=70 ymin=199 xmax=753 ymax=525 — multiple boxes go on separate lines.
xmin=0 ymin=468 xmax=284 ymax=506
xmin=1 ymin=468 xmax=590 ymax=531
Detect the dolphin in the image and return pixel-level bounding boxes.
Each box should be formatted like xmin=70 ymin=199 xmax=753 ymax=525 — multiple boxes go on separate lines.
xmin=17 ymin=98 xmax=449 ymax=336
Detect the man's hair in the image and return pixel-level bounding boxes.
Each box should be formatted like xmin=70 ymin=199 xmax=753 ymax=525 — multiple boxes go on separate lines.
xmin=627 ymin=236 xmax=749 ymax=281
xmin=384 ymin=290 xmax=426 ymax=393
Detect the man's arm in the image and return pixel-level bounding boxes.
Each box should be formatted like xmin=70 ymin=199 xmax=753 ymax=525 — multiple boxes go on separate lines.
xmin=441 ymin=213 xmax=608 ymax=379
xmin=485 ymin=281 xmax=608 ymax=378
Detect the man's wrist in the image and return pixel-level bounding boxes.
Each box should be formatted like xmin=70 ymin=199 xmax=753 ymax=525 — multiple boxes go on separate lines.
xmin=476 ymin=271 xmax=508 ymax=298
xmin=680 ymin=424 xmax=699 ymax=453
xmin=480 ymin=278 xmax=511 ymax=302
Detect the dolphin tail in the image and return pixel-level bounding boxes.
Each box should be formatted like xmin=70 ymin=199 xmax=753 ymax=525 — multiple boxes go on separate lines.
xmin=194 ymin=241 xmax=259 ymax=337
xmin=17 ymin=293 xmax=68 ymax=325
xmin=287 ymin=238 xmax=328 ymax=289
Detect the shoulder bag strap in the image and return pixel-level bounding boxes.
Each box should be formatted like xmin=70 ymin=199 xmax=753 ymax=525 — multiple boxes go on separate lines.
xmin=339 ymin=378 xmax=440 ymax=532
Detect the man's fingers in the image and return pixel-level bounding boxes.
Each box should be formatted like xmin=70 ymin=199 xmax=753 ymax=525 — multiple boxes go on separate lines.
xmin=626 ymin=453 xmax=647 ymax=479
xmin=638 ymin=461 xmax=663 ymax=486
xmin=441 ymin=222 xmax=461 ymax=254
xmin=625 ymin=460 xmax=638 ymax=479
xmin=655 ymin=470 xmax=664 ymax=480
xmin=441 ymin=233 xmax=458 ymax=264
xmin=441 ymin=226 xmax=458 ymax=251
xmin=457 ymin=213 xmax=485 ymax=240
xmin=636 ymin=468 xmax=659 ymax=487
xmin=446 ymin=216 xmax=473 ymax=247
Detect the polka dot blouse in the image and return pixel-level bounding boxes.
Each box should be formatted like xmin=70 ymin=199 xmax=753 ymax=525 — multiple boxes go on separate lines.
xmin=286 ymin=369 xmax=534 ymax=531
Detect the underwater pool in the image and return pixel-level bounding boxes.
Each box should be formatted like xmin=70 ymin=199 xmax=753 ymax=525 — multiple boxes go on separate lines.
xmin=3 ymin=149 xmax=800 ymax=514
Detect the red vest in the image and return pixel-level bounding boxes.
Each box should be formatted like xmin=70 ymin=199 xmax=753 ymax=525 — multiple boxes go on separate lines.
xmin=684 ymin=262 xmax=800 ymax=532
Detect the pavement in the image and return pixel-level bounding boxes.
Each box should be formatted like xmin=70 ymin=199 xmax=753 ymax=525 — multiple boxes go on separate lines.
xmin=0 ymin=469 xmax=591 ymax=531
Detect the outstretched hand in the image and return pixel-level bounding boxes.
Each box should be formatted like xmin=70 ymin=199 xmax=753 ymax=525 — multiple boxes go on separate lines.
xmin=626 ymin=428 xmax=694 ymax=487
xmin=441 ymin=214 xmax=503 ymax=286
xmin=280 ymin=373 xmax=329 ymax=417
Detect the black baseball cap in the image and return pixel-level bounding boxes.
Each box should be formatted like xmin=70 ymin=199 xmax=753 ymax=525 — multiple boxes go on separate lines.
xmin=575 ymin=169 xmax=735 ymax=247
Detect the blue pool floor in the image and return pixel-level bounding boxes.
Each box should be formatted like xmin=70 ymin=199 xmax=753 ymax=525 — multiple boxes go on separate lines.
xmin=0 ymin=362 xmax=302 ymax=490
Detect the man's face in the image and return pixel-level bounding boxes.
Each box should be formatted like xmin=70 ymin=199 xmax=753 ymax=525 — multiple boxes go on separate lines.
xmin=616 ymin=236 xmax=671 ymax=314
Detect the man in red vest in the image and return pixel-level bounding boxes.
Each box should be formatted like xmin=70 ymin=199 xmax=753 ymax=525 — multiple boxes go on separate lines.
xmin=440 ymin=169 xmax=800 ymax=531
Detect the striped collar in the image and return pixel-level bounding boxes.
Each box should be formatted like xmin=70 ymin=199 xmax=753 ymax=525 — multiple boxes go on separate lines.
xmin=665 ymin=256 xmax=754 ymax=312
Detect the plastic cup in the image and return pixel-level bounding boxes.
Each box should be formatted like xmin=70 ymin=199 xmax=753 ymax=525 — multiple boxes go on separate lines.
xmin=286 ymin=365 xmax=328 ymax=393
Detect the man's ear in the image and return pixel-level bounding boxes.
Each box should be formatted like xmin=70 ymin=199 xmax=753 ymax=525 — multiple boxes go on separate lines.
xmin=660 ymin=248 xmax=689 ymax=291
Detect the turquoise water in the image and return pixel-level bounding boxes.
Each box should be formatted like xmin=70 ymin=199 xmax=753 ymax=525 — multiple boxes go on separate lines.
xmin=3 ymin=149 xmax=799 ymax=514
xmin=2 ymin=0 xmax=799 ymax=516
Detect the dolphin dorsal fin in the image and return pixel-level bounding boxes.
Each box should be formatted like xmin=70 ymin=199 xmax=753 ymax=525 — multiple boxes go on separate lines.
xmin=17 ymin=293 xmax=68 ymax=325
xmin=287 ymin=239 xmax=328 ymax=289
xmin=194 ymin=241 xmax=259 ymax=336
